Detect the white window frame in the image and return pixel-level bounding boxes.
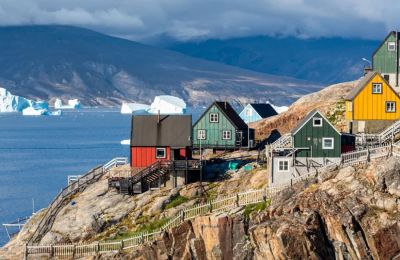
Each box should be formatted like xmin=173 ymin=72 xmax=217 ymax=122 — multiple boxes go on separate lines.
xmin=278 ymin=159 xmax=290 ymax=173
xmin=155 ymin=148 xmax=166 ymax=159
xmin=222 ymin=130 xmax=231 ymax=140
xmin=388 ymin=41 xmax=396 ymax=52
xmin=209 ymin=113 xmax=219 ymax=123
xmin=386 ymin=101 xmax=396 ymax=113
xmin=322 ymin=138 xmax=334 ymax=150
xmin=197 ymin=129 xmax=206 ymax=140
xmin=313 ymin=117 xmax=323 ymax=127
xmin=372 ymin=83 xmax=382 ymax=94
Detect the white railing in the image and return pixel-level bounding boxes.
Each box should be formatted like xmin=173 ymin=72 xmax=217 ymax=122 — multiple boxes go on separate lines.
xmin=24 ymin=144 xmax=395 ymax=259
xmin=67 ymin=175 xmax=81 ymax=185
xmin=270 ymin=133 xmax=292 ymax=150
xmin=103 ymin=157 xmax=128 ymax=172
xmin=356 ymin=120 xmax=400 ymax=146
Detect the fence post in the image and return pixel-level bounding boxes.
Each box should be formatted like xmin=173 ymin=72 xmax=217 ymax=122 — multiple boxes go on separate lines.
xmin=24 ymin=243 xmax=28 ymax=260
xmin=180 ymin=210 xmax=185 ymax=222
xmin=263 ymin=189 xmax=267 ymax=202
xmin=141 ymin=233 xmax=144 ymax=244
xmin=367 ymin=148 xmax=370 ymax=162
xmin=209 ymin=201 xmax=213 ymax=213
xmin=236 ymin=194 xmax=240 ymax=207
xmin=96 ymin=241 xmax=100 ymax=256
xmin=50 ymin=244 xmax=54 ymax=257
xmin=121 ymin=240 xmax=124 ymax=251
xmin=73 ymin=244 xmax=76 ymax=258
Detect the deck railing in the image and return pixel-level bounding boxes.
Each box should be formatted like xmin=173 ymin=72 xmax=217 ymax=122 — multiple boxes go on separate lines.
xmin=24 ymin=146 xmax=397 ymax=259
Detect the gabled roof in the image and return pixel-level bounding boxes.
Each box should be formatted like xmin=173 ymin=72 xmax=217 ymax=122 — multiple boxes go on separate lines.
xmin=247 ymin=103 xmax=278 ymax=118
xmin=131 ymin=114 xmax=192 ymax=147
xmin=372 ymin=31 xmax=400 ymax=58
xmin=345 ymin=71 xmax=400 ymax=100
xmin=194 ymin=101 xmax=248 ymax=129
xmin=291 ymin=109 xmax=340 ymax=136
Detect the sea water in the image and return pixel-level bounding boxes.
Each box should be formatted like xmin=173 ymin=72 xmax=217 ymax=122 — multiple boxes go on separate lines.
xmin=0 ymin=108 xmax=203 ymax=246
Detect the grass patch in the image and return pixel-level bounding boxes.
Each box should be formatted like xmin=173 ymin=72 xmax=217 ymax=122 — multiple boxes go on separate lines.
xmin=164 ymin=195 xmax=189 ymax=209
xmin=110 ymin=217 xmax=171 ymax=241
xmin=243 ymin=200 xmax=271 ymax=218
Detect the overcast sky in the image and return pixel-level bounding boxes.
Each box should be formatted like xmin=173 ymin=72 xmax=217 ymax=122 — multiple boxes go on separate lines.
xmin=0 ymin=0 xmax=399 ymax=42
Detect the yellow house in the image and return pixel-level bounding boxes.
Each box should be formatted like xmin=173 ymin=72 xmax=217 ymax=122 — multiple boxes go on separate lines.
xmin=345 ymin=71 xmax=400 ymax=133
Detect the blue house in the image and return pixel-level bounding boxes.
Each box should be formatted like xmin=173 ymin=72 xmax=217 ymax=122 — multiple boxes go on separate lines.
xmin=239 ymin=103 xmax=278 ymax=123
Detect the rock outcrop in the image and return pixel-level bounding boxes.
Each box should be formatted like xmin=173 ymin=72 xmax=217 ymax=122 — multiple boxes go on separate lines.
xmin=126 ymin=157 xmax=400 ymax=259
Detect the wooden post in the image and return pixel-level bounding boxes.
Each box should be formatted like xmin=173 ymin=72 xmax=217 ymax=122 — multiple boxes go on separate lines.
xmin=209 ymin=201 xmax=213 ymax=213
xmin=50 ymin=244 xmax=54 ymax=257
xmin=180 ymin=210 xmax=185 ymax=222
xmin=263 ymin=189 xmax=267 ymax=202
xmin=141 ymin=233 xmax=144 ymax=244
xmin=121 ymin=240 xmax=124 ymax=251
xmin=236 ymin=194 xmax=240 ymax=207
xmin=73 ymin=244 xmax=76 ymax=258
xmin=96 ymin=242 xmax=100 ymax=256
xmin=24 ymin=243 xmax=28 ymax=260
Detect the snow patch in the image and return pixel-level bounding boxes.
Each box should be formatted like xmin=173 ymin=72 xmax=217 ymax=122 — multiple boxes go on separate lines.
xmin=120 ymin=103 xmax=150 ymax=114
xmin=148 ymin=95 xmax=186 ymax=114
xmin=22 ymin=107 xmax=47 ymax=116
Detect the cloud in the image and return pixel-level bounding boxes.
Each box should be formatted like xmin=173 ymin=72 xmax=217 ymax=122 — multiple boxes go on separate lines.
xmin=0 ymin=0 xmax=398 ymax=42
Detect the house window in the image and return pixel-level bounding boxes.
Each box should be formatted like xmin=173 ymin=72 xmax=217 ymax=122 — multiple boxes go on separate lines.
xmin=278 ymin=159 xmax=290 ymax=172
xmin=388 ymin=41 xmax=396 ymax=52
xmin=313 ymin=118 xmax=323 ymax=127
xmin=222 ymin=130 xmax=231 ymax=140
xmin=386 ymin=101 xmax=396 ymax=113
xmin=156 ymin=148 xmax=166 ymax=159
xmin=322 ymin=138 xmax=334 ymax=150
xmin=372 ymin=83 xmax=382 ymax=94
xmin=210 ymin=113 xmax=219 ymax=123
xmin=245 ymin=108 xmax=252 ymax=116
xmin=383 ymin=74 xmax=390 ymax=82
xmin=197 ymin=129 xmax=206 ymax=140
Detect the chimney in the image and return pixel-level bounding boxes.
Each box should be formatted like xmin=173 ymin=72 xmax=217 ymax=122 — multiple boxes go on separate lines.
xmin=224 ymin=100 xmax=227 ymax=109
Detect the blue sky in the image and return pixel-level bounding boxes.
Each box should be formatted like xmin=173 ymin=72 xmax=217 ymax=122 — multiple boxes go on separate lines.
xmin=0 ymin=0 xmax=399 ymax=41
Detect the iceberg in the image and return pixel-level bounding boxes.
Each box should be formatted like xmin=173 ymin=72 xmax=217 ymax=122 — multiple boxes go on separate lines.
xmin=120 ymin=139 xmax=130 ymax=145
xmin=49 ymin=110 xmax=62 ymax=116
xmin=120 ymin=103 xmax=150 ymax=114
xmin=0 ymin=87 xmax=31 ymax=112
xmin=22 ymin=107 xmax=47 ymax=116
xmin=148 ymin=95 xmax=186 ymax=114
xmin=54 ymin=98 xmax=81 ymax=109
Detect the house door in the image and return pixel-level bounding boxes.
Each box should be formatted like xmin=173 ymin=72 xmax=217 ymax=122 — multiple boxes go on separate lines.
xmin=235 ymin=131 xmax=243 ymax=147
xmin=171 ymin=149 xmax=181 ymax=160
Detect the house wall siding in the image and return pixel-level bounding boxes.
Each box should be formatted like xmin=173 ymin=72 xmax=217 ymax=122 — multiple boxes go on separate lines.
xmin=131 ymin=146 xmax=171 ymax=167
xmin=352 ymin=74 xmax=400 ymax=120
xmin=193 ymin=104 xmax=237 ymax=148
xmin=373 ymin=33 xmax=398 ymax=74
xmin=239 ymin=105 xmax=262 ymax=123
xmin=294 ymin=112 xmax=341 ymax=158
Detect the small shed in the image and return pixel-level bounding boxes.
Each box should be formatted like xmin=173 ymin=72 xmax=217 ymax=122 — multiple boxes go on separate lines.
xmin=239 ymin=103 xmax=278 ymax=123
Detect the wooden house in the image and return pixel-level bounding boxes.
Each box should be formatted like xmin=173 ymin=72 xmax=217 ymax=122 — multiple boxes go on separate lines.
xmin=269 ymin=110 xmax=355 ymax=185
xmin=193 ymin=101 xmax=253 ymax=150
xmin=372 ymin=31 xmax=400 ymax=91
xmin=108 ymin=114 xmax=201 ymax=195
xmin=345 ymin=71 xmax=400 ymax=133
xmin=131 ymin=114 xmax=192 ymax=167
xmin=239 ymin=103 xmax=277 ymax=123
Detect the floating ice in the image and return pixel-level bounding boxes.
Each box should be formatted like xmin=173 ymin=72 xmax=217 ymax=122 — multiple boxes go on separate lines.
xmin=54 ymin=98 xmax=81 ymax=109
xmin=0 ymin=87 xmax=31 ymax=112
xmin=49 ymin=110 xmax=62 ymax=116
xmin=120 ymin=103 xmax=150 ymax=114
xmin=22 ymin=107 xmax=47 ymax=116
xmin=148 ymin=95 xmax=186 ymax=114
xmin=120 ymin=139 xmax=130 ymax=145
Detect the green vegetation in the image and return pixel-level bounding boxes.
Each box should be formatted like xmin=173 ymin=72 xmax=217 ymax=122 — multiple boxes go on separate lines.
xmin=164 ymin=195 xmax=189 ymax=209
xmin=110 ymin=217 xmax=171 ymax=241
xmin=327 ymin=98 xmax=345 ymax=125
xmin=243 ymin=200 xmax=271 ymax=218
xmin=205 ymin=182 xmax=220 ymax=200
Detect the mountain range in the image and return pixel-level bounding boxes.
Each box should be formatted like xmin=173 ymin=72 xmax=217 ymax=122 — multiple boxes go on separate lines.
xmin=167 ymin=36 xmax=379 ymax=84
xmin=0 ymin=26 xmax=322 ymax=107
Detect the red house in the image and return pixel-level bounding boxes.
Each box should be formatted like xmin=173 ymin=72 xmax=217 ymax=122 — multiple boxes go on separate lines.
xmin=130 ymin=114 xmax=192 ymax=168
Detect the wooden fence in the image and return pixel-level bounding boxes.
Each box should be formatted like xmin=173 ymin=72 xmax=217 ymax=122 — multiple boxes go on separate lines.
xmin=24 ymin=145 xmax=397 ymax=259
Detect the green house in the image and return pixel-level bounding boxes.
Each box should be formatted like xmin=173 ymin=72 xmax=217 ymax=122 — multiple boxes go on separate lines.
xmin=372 ymin=31 xmax=400 ymax=90
xmin=193 ymin=101 xmax=250 ymax=149
xmin=291 ymin=110 xmax=355 ymax=158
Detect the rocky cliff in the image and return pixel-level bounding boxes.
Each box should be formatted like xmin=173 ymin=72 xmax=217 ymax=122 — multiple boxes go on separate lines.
xmin=125 ymin=157 xmax=400 ymax=259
